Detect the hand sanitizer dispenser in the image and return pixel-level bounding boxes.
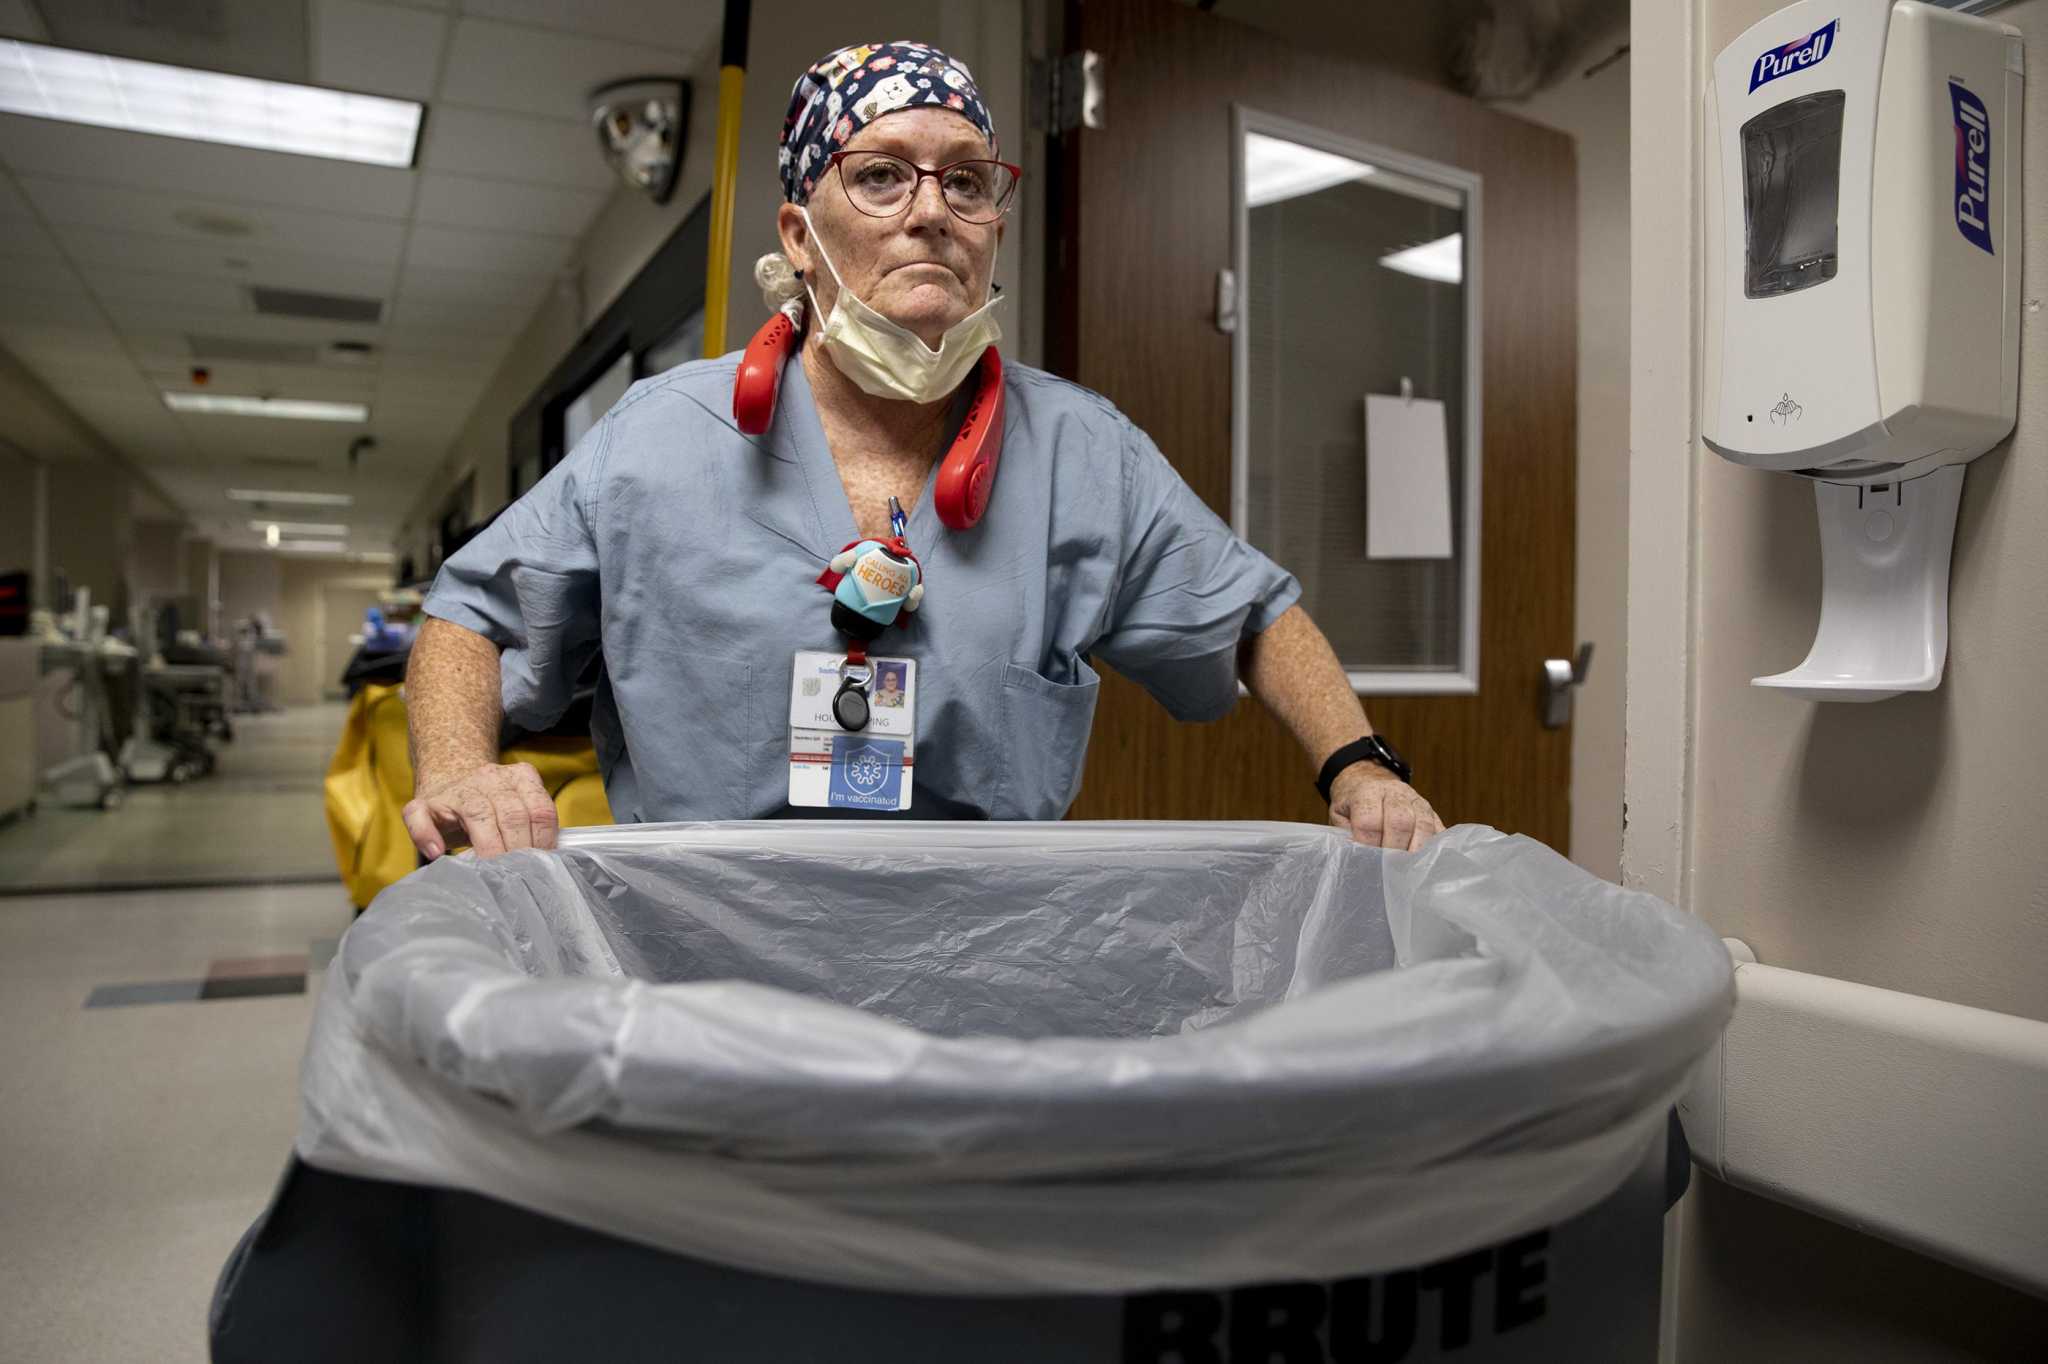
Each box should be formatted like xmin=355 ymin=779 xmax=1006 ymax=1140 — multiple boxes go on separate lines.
xmin=1703 ymin=0 xmax=2023 ymax=700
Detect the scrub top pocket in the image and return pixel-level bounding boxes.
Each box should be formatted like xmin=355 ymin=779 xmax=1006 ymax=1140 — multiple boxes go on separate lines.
xmin=996 ymin=659 xmax=1101 ymax=819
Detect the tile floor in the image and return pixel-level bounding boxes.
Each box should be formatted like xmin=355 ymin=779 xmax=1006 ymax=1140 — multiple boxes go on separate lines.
xmin=0 ymin=705 xmax=346 ymax=895
xmin=0 ymin=704 xmax=358 ymax=1362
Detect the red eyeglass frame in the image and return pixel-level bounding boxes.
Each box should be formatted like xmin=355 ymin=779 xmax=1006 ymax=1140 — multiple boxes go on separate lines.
xmin=825 ymin=149 xmax=1025 ymax=222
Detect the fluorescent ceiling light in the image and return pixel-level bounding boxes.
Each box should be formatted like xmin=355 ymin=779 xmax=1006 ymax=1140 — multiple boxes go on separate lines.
xmin=227 ymin=489 xmax=354 ymax=507
xmin=249 ymin=519 xmax=347 ymax=536
xmin=164 ymin=393 xmax=368 ymax=422
xmin=276 ymin=539 xmax=349 ymax=553
xmin=1245 ymin=132 xmax=1375 ymax=209
xmin=264 ymin=523 xmax=280 ymax=548
xmin=1379 ymin=232 xmax=1463 ymax=285
xmin=0 ymin=40 xmax=423 ymax=167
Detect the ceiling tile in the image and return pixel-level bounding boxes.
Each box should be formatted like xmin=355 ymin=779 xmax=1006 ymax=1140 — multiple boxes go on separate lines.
xmin=6 ymin=289 xmax=110 ymax=325
xmin=0 ymin=251 xmax=85 ymax=290
xmin=414 ymin=172 xmax=609 ymax=237
xmin=419 ymin=105 xmax=618 ymax=191
xmin=313 ymin=0 xmax=448 ymax=102
xmin=0 ymin=114 xmax=417 ymax=220
xmin=88 ymin=270 xmax=250 ymax=313
xmin=460 ymin=0 xmax=715 ymax=50
xmin=396 ymin=259 xmax=552 ymax=308
xmin=105 ymin=301 xmax=380 ymax=346
xmin=387 ymin=294 xmax=532 ymax=333
xmin=377 ymin=373 xmax=491 ymax=403
xmin=404 ymin=222 xmax=571 ymax=277
xmin=440 ymin=17 xmax=693 ymax=122
xmin=57 ymin=229 xmax=398 ymax=296
xmin=0 ymin=0 xmax=48 ymax=40
xmin=20 ymin=178 xmax=409 ymax=266
xmin=7 ymin=359 xmax=142 ymax=395
xmin=0 ymin=321 xmax=127 ymax=365
xmin=0 ymin=171 xmax=37 ymax=216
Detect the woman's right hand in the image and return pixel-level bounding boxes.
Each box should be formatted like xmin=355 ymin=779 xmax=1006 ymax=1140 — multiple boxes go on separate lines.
xmin=403 ymin=761 xmax=559 ymax=859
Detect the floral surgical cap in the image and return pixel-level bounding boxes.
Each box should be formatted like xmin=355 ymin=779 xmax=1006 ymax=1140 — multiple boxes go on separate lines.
xmin=778 ymin=40 xmax=998 ymax=206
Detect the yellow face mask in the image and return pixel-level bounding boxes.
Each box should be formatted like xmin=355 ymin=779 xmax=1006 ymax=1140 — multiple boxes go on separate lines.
xmin=801 ymin=206 xmax=1004 ymax=405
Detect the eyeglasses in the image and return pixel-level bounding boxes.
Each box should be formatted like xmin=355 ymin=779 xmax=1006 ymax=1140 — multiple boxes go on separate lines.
xmin=828 ymin=150 xmax=1022 ymax=225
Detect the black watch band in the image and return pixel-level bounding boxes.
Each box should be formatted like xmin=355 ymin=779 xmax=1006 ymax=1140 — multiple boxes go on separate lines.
xmin=1316 ymin=735 xmax=1412 ymax=803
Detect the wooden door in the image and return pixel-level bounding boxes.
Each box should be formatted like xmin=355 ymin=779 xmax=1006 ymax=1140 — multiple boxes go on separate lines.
xmin=1051 ymin=0 xmax=1578 ymax=848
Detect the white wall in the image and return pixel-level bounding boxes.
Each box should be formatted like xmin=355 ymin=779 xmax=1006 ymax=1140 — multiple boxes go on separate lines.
xmin=1629 ymin=0 xmax=2048 ymax=1355
xmin=1514 ymin=37 xmax=1631 ymax=883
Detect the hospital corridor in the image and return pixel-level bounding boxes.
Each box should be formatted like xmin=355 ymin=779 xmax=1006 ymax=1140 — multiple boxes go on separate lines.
xmin=2 ymin=1 xmax=2047 ymax=1361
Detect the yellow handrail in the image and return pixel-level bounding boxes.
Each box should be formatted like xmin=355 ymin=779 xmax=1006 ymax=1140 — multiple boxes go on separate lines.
xmin=702 ymin=0 xmax=751 ymax=359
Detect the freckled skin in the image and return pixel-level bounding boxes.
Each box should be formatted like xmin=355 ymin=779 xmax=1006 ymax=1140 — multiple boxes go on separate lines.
xmin=1241 ymin=605 xmax=1444 ymax=851
xmin=402 ymin=110 xmax=1443 ymax=857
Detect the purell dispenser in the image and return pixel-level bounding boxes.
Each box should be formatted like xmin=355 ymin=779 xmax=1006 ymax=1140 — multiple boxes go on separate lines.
xmin=1704 ymin=1 xmax=2023 ymax=700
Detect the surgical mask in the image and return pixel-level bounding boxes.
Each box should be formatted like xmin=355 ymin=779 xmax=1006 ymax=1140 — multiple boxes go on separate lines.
xmin=801 ymin=206 xmax=1004 ymax=405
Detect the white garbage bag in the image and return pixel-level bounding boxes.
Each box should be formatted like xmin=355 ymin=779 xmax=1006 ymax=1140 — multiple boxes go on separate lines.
xmin=297 ymin=821 xmax=1732 ymax=1295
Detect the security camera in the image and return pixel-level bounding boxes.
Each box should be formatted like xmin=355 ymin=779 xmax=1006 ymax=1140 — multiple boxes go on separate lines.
xmin=588 ymin=77 xmax=689 ymax=205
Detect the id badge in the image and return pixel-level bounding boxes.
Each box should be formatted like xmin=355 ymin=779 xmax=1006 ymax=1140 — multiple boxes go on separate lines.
xmin=787 ymin=651 xmax=916 ymax=810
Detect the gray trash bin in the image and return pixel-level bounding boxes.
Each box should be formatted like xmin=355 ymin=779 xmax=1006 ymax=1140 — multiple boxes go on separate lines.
xmin=267 ymin=821 xmax=1731 ymax=1360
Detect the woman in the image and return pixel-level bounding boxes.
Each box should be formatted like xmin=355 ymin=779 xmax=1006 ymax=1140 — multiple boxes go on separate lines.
xmin=403 ymin=40 xmax=1442 ymax=855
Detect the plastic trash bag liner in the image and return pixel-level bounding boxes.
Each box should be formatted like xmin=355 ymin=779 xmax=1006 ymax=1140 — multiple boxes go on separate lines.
xmin=297 ymin=821 xmax=1732 ymax=1295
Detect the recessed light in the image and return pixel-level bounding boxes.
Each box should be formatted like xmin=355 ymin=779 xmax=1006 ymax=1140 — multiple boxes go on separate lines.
xmin=248 ymin=520 xmax=347 ymax=536
xmin=226 ymin=489 xmax=354 ymax=507
xmin=165 ymin=393 xmax=368 ymax=422
xmin=0 ymin=40 xmax=425 ymax=168
xmin=1379 ymin=233 xmax=1464 ymax=285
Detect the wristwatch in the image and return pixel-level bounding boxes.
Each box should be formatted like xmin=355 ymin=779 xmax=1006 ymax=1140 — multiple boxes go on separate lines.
xmin=1316 ymin=734 xmax=1412 ymax=803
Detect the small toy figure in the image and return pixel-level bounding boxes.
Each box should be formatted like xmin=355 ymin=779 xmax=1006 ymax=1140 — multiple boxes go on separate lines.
xmin=820 ymin=535 xmax=924 ymax=641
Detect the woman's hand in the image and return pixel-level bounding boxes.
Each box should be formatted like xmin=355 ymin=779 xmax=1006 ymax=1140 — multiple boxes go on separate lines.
xmin=403 ymin=761 xmax=559 ymax=860
xmin=1329 ymin=763 xmax=1445 ymax=852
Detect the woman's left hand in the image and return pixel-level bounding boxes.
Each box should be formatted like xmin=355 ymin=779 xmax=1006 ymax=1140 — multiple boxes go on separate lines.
xmin=1329 ymin=763 xmax=1445 ymax=852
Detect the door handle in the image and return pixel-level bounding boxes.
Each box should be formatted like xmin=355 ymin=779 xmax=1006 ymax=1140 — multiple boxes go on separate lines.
xmin=1543 ymin=643 xmax=1593 ymax=729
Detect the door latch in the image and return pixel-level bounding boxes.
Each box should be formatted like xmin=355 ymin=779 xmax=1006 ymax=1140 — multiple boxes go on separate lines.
xmin=1543 ymin=643 xmax=1594 ymax=729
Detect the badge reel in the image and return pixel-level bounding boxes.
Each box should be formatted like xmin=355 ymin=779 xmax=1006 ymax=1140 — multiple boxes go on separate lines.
xmin=833 ymin=655 xmax=873 ymax=732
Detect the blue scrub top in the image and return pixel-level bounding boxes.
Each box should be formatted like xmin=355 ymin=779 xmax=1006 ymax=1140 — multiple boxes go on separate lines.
xmin=423 ymin=353 xmax=1300 ymax=822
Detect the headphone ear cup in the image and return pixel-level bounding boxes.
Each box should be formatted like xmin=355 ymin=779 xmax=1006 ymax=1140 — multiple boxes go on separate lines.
xmin=934 ymin=347 xmax=1005 ymax=530
xmin=734 ymin=310 xmax=800 ymax=435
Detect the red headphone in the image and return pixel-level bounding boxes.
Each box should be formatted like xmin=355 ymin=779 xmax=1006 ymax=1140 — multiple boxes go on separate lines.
xmin=732 ymin=303 xmax=1005 ymax=531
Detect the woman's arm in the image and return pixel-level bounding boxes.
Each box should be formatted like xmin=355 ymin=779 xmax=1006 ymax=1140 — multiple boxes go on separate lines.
xmin=402 ymin=618 xmax=560 ymax=859
xmin=1241 ymin=604 xmax=1445 ymax=851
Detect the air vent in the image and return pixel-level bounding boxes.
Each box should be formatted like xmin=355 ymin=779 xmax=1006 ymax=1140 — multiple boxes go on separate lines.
xmin=174 ymin=207 xmax=256 ymax=238
xmin=189 ymin=335 xmax=321 ymax=365
xmin=243 ymin=454 xmax=319 ymax=469
xmin=250 ymin=287 xmax=383 ymax=324
xmin=43 ymin=0 xmax=311 ymax=84
xmin=325 ymin=340 xmax=377 ymax=366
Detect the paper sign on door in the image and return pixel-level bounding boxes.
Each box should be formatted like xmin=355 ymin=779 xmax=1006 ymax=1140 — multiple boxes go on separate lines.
xmin=1364 ymin=393 xmax=1454 ymax=560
